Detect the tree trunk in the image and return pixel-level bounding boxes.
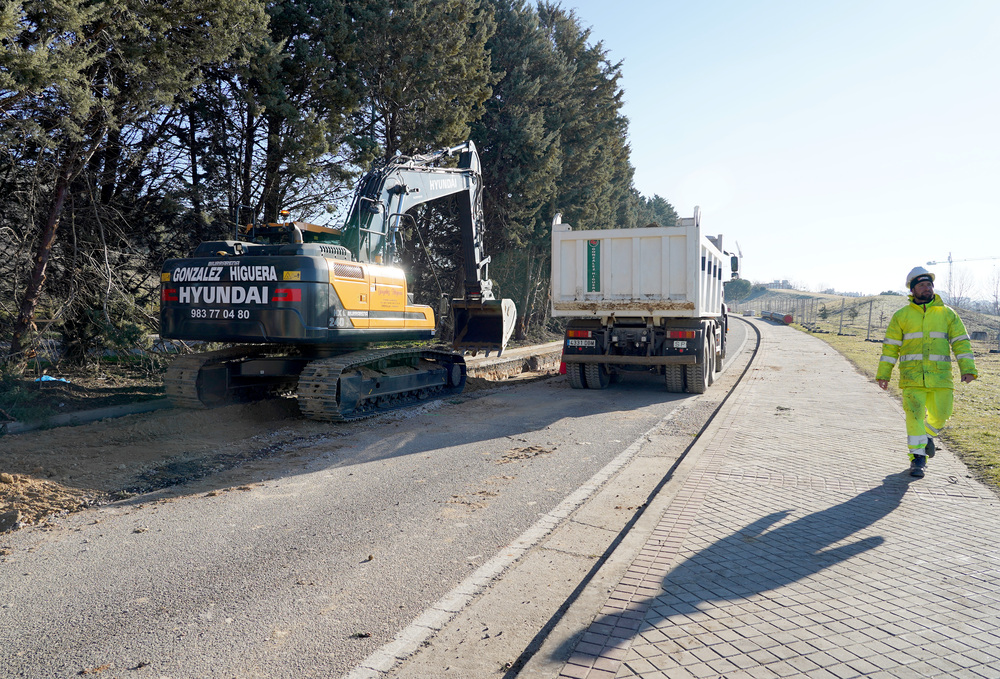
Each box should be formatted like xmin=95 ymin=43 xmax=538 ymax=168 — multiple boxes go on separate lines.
xmin=261 ymin=112 xmax=284 ymax=222
xmin=7 ymin=168 xmax=73 ymax=363
xmin=188 ymin=106 xmax=202 ymax=215
xmin=516 ymin=251 xmax=539 ymax=341
xmin=240 ymin=107 xmax=255 ymax=217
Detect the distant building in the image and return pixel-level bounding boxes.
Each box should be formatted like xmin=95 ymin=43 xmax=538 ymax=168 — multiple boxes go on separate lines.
xmin=764 ymin=280 xmax=791 ymax=289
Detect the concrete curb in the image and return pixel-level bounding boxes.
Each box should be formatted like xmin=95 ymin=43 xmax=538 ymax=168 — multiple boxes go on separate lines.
xmin=465 ymin=341 xmax=563 ymax=379
xmin=1 ymin=399 xmax=172 ymax=436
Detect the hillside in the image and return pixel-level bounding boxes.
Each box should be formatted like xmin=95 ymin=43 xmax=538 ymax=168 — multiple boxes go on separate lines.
xmin=731 ymin=289 xmax=1000 ymax=342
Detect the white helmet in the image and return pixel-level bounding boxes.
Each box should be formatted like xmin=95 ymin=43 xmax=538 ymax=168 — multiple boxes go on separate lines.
xmin=905 ymin=266 xmax=935 ymax=290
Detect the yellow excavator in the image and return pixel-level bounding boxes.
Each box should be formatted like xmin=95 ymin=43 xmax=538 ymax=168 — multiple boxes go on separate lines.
xmin=159 ymin=141 xmax=516 ymax=421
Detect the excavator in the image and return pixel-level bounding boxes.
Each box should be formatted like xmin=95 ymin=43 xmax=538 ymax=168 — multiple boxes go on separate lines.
xmin=159 ymin=141 xmax=516 ymax=421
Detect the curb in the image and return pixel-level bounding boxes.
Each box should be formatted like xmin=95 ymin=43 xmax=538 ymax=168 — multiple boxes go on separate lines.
xmin=2 ymin=399 xmax=172 ymax=436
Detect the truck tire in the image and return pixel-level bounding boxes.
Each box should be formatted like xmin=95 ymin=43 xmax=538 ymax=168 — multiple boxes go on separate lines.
xmin=717 ymin=327 xmax=725 ymax=371
xmin=568 ymin=363 xmax=586 ymax=389
xmin=685 ymin=335 xmax=712 ymax=394
xmin=664 ymin=365 xmax=684 ymax=393
xmin=584 ymin=363 xmax=611 ymax=389
xmin=707 ymin=335 xmax=716 ymax=386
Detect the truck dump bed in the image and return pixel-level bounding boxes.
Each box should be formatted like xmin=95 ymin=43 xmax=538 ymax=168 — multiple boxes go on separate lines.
xmin=550 ymin=207 xmax=727 ymax=322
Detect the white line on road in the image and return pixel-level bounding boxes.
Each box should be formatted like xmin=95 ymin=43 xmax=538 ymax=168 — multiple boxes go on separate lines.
xmin=345 ymin=406 xmax=680 ymax=679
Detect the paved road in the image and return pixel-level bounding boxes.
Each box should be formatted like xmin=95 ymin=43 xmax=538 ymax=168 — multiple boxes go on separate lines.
xmin=515 ymin=318 xmax=1000 ymax=679
xmin=0 ymin=324 xmax=748 ymax=678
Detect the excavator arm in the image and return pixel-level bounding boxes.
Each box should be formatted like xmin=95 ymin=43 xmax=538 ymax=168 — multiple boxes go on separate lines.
xmin=340 ymin=141 xmax=516 ymax=354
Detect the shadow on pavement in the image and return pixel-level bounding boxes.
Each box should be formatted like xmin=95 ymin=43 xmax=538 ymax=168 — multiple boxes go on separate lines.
xmin=553 ymin=471 xmax=915 ymax=661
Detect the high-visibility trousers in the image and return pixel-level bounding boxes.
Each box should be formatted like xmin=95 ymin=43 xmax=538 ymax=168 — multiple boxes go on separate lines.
xmin=901 ymin=386 xmax=953 ymax=458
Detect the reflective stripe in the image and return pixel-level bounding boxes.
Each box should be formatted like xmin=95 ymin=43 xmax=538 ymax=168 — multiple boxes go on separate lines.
xmin=879 ymin=356 xmax=897 ymax=365
xmin=901 ymin=354 xmax=951 ymax=362
xmin=951 ymin=334 xmax=970 ymax=343
xmin=908 ymin=434 xmax=928 ymax=447
xmin=929 ymin=332 xmax=948 ymax=339
xmin=955 ymin=352 xmax=974 ymax=361
xmin=902 ymin=332 xmax=923 ymax=340
xmin=883 ymin=338 xmax=903 ymax=346
xmin=926 ymin=423 xmax=942 ymax=436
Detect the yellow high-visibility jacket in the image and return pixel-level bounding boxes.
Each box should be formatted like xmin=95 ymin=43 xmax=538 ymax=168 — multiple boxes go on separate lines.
xmin=876 ymin=294 xmax=977 ymax=389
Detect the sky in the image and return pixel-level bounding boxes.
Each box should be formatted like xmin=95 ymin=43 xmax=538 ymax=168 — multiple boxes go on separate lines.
xmin=565 ymin=0 xmax=1000 ymax=298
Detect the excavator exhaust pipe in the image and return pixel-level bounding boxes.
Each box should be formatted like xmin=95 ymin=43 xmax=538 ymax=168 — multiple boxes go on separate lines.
xmin=451 ymin=298 xmax=517 ymax=356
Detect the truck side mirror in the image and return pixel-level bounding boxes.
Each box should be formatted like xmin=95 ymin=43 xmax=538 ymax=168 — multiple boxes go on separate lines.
xmin=730 ymin=255 xmax=740 ymax=278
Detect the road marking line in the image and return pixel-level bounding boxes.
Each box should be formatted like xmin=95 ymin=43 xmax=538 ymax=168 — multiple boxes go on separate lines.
xmin=345 ymin=406 xmax=681 ymax=679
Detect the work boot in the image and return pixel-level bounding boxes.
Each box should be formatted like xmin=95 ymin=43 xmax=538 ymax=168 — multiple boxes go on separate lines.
xmin=925 ymin=437 xmax=936 ymax=458
xmin=910 ymin=454 xmax=927 ymax=478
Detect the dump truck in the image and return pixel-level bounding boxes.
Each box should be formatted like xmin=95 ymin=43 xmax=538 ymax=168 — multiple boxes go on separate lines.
xmin=159 ymin=141 xmax=516 ymax=421
xmin=551 ymin=207 xmax=738 ymax=393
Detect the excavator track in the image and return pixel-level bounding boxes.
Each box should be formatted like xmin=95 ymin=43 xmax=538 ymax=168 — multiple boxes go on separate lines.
xmin=163 ymin=346 xmax=290 ymax=409
xmin=297 ymin=347 xmax=466 ymax=422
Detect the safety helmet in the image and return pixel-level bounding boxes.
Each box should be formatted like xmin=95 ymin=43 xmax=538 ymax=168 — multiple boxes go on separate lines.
xmin=905 ymin=266 xmax=935 ymax=290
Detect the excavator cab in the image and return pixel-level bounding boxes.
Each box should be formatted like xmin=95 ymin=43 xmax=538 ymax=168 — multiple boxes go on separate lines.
xmin=452 ymin=297 xmax=516 ymax=356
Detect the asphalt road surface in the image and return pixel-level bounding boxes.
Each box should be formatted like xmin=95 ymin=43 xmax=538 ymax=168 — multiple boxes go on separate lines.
xmin=1 ymin=321 xmax=750 ymax=678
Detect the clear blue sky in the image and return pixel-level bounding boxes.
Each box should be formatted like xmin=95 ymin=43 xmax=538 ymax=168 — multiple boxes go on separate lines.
xmin=565 ymin=0 xmax=1000 ymax=298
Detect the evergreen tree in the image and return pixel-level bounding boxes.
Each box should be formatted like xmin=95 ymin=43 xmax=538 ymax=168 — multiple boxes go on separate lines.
xmin=636 ymin=193 xmax=679 ymax=227
xmin=254 ymin=0 xmax=369 ymax=222
xmin=536 ymin=2 xmax=634 ymax=231
xmin=352 ymin=0 xmax=497 ymax=159
xmin=1 ymin=0 xmax=268 ymax=364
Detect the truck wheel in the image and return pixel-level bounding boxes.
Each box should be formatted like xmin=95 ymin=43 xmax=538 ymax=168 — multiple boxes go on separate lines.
xmin=718 ymin=325 xmax=727 ymax=370
xmin=664 ymin=365 xmax=684 ymax=393
xmin=685 ymin=335 xmax=711 ymax=393
xmin=584 ymin=363 xmax=611 ymax=389
xmin=685 ymin=362 xmax=709 ymax=393
xmin=568 ymin=363 xmax=586 ymax=389
xmin=707 ymin=335 xmax=716 ymax=386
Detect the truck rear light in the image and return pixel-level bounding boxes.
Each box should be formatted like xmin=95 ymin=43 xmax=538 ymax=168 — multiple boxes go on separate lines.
xmin=667 ymin=330 xmax=696 ymax=339
xmin=566 ymin=330 xmax=592 ymax=338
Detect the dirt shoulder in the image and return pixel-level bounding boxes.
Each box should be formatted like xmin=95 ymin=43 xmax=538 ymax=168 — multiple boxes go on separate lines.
xmin=0 ymin=373 xmax=546 ymax=536
xmin=0 ymin=337 xmax=561 ymax=535
xmin=0 ymin=395 xmax=306 ymax=533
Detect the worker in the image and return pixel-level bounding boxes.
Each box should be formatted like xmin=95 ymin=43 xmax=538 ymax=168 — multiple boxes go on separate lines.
xmin=876 ymin=267 xmax=977 ymax=478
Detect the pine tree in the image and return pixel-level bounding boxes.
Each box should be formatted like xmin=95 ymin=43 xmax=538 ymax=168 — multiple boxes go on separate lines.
xmin=1 ymin=0 xmax=268 ymax=364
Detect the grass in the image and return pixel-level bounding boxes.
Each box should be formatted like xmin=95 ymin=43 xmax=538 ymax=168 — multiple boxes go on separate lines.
xmin=791 ymin=317 xmax=1000 ymax=493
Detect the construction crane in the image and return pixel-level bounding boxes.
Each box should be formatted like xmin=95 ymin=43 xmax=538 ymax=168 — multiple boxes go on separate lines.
xmin=926 ymin=252 xmax=1000 ymax=302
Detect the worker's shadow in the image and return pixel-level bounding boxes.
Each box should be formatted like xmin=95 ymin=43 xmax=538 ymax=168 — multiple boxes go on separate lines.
xmin=552 ymin=471 xmax=913 ymax=662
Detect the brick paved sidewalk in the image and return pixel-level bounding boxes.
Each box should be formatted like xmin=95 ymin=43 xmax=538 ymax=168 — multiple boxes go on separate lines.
xmin=552 ymin=319 xmax=1000 ymax=679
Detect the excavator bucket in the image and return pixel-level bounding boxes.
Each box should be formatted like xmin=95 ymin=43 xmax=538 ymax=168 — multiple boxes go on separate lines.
xmin=451 ymin=298 xmax=517 ymax=356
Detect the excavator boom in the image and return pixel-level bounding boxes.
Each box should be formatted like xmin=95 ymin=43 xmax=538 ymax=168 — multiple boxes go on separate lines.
xmin=340 ymin=141 xmax=515 ymax=355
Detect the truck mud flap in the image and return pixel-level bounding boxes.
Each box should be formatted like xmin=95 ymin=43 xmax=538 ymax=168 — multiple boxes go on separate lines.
xmin=452 ymin=297 xmax=516 ymax=356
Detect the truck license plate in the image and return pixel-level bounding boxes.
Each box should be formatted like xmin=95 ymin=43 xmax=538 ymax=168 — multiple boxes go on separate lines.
xmin=567 ymin=339 xmax=596 ymax=347
xmin=673 ymin=340 xmax=688 ymax=349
